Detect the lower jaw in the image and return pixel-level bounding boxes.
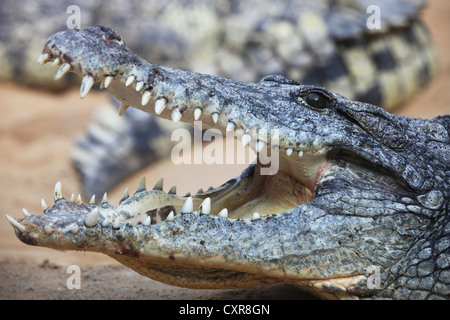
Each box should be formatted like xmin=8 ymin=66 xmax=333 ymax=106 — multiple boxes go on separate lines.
xmin=218 ymin=168 xmax=314 ymax=219
xmin=157 ymin=162 xmax=314 ymax=221
xmin=112 ymin=254 xmax=285 ymax=289
xmin=111 ymin=243 xmax=366 ymax=300
xmin=107 ymin=161 xmax=315 ymax=227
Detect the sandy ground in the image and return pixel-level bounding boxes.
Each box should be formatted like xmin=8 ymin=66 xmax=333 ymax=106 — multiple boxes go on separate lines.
xmin=0 ymin=1 xmax=449 ymax=300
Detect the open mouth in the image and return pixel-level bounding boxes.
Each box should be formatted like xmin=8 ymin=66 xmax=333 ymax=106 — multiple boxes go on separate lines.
xmin=107 ymin=152 xmax=321 ymax=226
xmin=27 ymin=32 xmax=332 ymax=227
xmin=8 ymin=26 xmax=419 ymax=299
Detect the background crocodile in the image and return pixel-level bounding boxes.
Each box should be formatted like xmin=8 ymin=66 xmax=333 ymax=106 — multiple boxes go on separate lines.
xmin=7 ymin=26 xmax=449 ymax=300
xmin=0 ymin=0 xmax=438 ymax=201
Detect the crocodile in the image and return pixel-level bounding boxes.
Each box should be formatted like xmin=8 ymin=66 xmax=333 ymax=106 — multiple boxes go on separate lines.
xmin=0 ymin=0 xmax=436 ymax=102
xmin=0 ymin=0 xmax=438 ymax=200
xmin=6 ymin=26 xmax=449 ymax=300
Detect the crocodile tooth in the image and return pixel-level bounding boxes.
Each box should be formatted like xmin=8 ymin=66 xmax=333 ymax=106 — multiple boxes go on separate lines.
xmin=125 ymin=75 xmax=135 ymax=87
xmin=251 ymin=212 xmax=261 ymax=220
xmin=171 ymin=108 xmax=182 ymax=123
xmin=52 ymin=57 xmax=61 ymax=66
xmin=184 ymin=192 xmax=191 ymax=197
xmin=155 ymin=98 xmax=167 ymax=115
xmin=85 ymin=208 xmax=99 ymax=227
xmin=255 ymin=140 xmax=266 ymax=152
xmin=120 ymin=188 xmax=129 ymax=203
xmin=137 ymin=176 xmax=147 ymax=192
xmin=77 ymin=194 xmax=83 ymax=204
xmin=218 ymin=208 xmax=228 ymax=219
xmin=194 ymin=107 xmax=202 ymax=120
xmin=112 ymin=219 xmax=121 ymax=229
xmin=102 ymin=192 xmax=108 ymax=204
xmin=152 ymin=178 xmax=164 ymax=190
xmin=89 ymin=194 xmax=96 ymax=204
xmin=181 ymin=197 xmax=193 ymax=213
xmin=70 ymin=193 xmax=75 ymax=202
xmin=286 ymin=148 xmax=293 ymax=156
xmin=135 ymin=81 xmax=144 ymax=92
xmin=298 ymin=150 xmax=304 ymax=157
xmin=104 ymin=75 xmax=113 ymax=88
xmin=211 ymin=112 xmax=219 ymax=124
xmin=54 ymin=181 xmax=63 ymax=202
xmin=54 ymin=63 xmax=72 ymax=80
xmin=70 ymin=224 xmax=79 ymax=234
xmin=22 ymin=208 xmax=31 ymax=217
xmin=166 ymin=211 xmax=175 ymax=222
xmin=235 ymin=128 xmax=244 ymax=137
xmin=241 ymin=133 xmax=252 ymax=147
xmin=80 ymin=75 xmax=94 ymax=98
xmin=199 ymin=197 xmax=211 ymax=215
xmin=41 ymin=199 xmax=48 ymax=211
xmin=37 ymin=52 xmax=51 ymax=65
xmin=6 ymin=215 xmax=26 ymax=232
xmin=196 ymin=188 xmax=204 ymax=195
xmin=102 ymin=218 xmax=110 ymax=227
xmin=118 ymin=103 xmax=129 ymax=116
xmin=143 ymin=216 xmax=151 ymax=226
xmin=168 ymin=186 xmax=177 ymax=195
xmin=44 ymin=224 xmax=53 ymax=234
xmin=226 ymin=121 xmax=236 ymax=132
xmin=141 ymin=91 xmax=152 ymax=106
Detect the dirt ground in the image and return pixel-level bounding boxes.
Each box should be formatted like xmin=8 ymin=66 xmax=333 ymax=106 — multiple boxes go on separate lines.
xmin=0 ymin=1 xmax=449 ymax=300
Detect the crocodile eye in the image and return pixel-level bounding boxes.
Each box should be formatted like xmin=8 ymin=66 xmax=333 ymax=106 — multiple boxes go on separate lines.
xmin=305 ymin=92 xmax=329 ymax=109
xmin=99 ymin=26 xmax=124 ymax=44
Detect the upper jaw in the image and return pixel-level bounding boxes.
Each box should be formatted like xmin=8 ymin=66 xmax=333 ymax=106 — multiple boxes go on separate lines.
xmin=40 ymin=27 xmax=339 ymax=157
xmin=37 ymin=26 xmax=418 ymax=216
xmin=37 ymin=26 xmax=424 ymax=207
xmin=40 ymin=27 xmax=347 ymax=196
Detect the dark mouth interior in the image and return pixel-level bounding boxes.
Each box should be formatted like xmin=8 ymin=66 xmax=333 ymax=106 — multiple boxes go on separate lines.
xmin=138 ymin=138 xmax=329 ymax=223
xmin=208 ymin=147 xmax=402 ymax=220
xmin=197 ymin=160 xmax=315 ymax=219
xmin=110 ymin=143 xmax=324 ymax=226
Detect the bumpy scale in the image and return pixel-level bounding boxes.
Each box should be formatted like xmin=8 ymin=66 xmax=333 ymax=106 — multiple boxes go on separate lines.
xmin=6 ymin=26 xmax=450 ymax=300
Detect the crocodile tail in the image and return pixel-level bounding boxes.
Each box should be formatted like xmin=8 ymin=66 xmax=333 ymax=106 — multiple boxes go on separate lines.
xmin=299 ymin=20 xmax=438 ymax=110
xmin=71 ymin=101 xmax=188 ymax=201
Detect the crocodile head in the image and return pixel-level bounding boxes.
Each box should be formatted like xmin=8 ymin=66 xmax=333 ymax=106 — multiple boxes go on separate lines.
xmin=7 ymin=27 xmax=449 ymax=299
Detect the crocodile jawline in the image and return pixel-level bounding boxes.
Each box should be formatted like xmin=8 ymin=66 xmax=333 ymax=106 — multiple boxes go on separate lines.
xmin=6 ymin=26 xmax=449 ymax=300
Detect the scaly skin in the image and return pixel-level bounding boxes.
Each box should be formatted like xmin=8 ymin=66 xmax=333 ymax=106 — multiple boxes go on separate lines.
xmin=0 ymin=0 xmax=438 ymax=200
xmin=7 ymin=27 xmax=450 ymax=299
xmin=0 ymin=0 xmax=435 ymax=105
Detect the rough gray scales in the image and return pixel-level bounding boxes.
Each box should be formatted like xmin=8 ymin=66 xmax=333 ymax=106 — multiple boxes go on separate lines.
xmin=7 ymin=26 xmax=449 ymax=300
xmin=0 ymin=0 xmax=438 ymax=200
xmin=0 ymin=0 xmax=436 ymax=105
